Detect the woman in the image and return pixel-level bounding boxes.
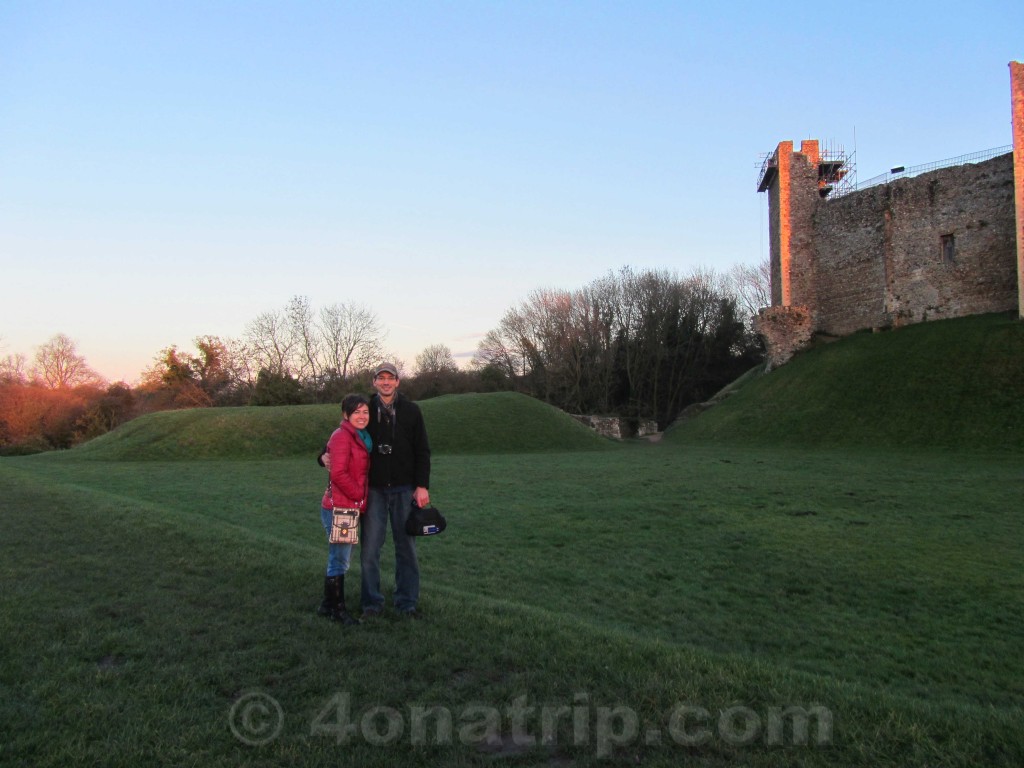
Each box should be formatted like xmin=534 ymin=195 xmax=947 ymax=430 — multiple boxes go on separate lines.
xmin=317 ymin=393 xmax=372 ymax=626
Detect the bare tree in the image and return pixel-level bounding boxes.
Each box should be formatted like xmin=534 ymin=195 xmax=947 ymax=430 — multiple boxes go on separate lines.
xmin=318 ymin=303 xmax=385 ymax=379
xmin=285 ymin=295 xmax=322 ymax=382
xmin=471 ymin=328 xmax=521 ymax=379
xmin=726 ymin=258 xmax=771 ymax=326
xmin=223 ymin=336 xmax=257 ymax=390
xmin=244 ymin=309 xmax=296 ymax=377
xmin=415 ymin=344 xmax=458 ymax=376
xmin=569 ymin=274 xmax=620 ymax=413
xmin=32 ymin=333 xmax=102 ymax=388
xmin=0 ymin=352 xmax=28 ymax=385
xmin=497 ymin=299 xmax=546 ymax=379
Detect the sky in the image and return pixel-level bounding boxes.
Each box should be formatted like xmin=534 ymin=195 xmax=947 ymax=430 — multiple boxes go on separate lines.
xmin=1 ymin=0 xmax=1021 ymax=384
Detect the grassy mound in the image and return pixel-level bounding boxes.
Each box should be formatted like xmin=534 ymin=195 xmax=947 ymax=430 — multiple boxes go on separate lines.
xmin=669 ymin=312 xmax=1024 ymax=451
xmin=419 ymin=391 xmax=611 ymax=454
xmin=68 ymin=403 xmax=337 ymax=461
xmin=68 ymin=391 xmax=609 ymax=461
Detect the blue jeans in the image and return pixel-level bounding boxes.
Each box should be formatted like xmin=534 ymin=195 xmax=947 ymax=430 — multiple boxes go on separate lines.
xmin=320 ymin=506 xmax=354 ymax=578
xmin=360 ymin=487 xmax=419 ymax=612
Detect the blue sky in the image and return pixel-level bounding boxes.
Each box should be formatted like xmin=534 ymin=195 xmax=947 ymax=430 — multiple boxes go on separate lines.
xmin=1 ymin=1 xmax=1021 ymax=382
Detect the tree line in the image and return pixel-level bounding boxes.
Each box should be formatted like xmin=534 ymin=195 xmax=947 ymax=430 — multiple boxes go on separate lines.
xmin=137 ymin=296 xmax=390 ymax=410
xmin=1 ymin=261 xmax=768 ymax=452
xmin=0 ymin=298 xmax=481 ymax=453
xmin=471 ymin=263 xmax=768 ymax=428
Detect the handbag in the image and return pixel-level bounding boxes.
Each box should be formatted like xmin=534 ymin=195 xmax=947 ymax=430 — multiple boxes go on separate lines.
xmin=327 ymin=479 xmax=361 ymax=545
xmin=330 ymin=507 xmax=360 ymax=545
xmin=405 ymin=503 xmax=447 ymax=537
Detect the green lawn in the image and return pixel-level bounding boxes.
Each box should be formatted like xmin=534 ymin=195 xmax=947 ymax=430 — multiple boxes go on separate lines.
xmin=2 ymin=439 xmax=1021 ymax=766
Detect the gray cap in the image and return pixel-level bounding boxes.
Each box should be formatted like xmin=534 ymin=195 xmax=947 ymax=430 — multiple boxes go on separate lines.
xmin=373 ymin=362 xmax=399 ymax=378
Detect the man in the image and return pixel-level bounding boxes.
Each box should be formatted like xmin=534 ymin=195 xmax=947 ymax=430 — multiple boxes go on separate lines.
xmin=359 ymin=362 xmax=431 ymax=618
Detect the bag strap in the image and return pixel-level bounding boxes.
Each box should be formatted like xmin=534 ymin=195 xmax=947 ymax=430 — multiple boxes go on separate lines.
xmin=325 ymin=446 xmax=336 ymax=508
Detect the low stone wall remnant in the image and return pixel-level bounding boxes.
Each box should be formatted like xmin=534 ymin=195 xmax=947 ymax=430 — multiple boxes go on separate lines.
xmin=571 ymin=415 xmax=659 ymax=440
xmin=754 ymin=305 xmax=816 ymax=370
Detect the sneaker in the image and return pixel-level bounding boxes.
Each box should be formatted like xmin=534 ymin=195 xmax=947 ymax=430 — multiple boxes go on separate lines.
xmin=397 ymin=608 xmax=423 ymax=620
xmin=361 ymin=607 xmax=383 ymax=619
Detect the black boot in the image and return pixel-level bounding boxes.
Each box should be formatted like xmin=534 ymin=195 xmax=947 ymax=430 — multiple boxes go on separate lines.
xmin=334 ymin=575 xmax=360 ymax=626
xmin=318 ymin=575 xmax=340 ymax=619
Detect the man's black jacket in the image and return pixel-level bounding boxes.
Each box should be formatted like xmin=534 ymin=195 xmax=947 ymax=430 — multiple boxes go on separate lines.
xmin=366 ymin=393 xmax=431 ymax=491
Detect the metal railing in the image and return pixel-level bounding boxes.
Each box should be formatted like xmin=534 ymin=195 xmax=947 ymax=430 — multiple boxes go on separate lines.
xmin=839 ymin=145 xmax=1013 ymax=197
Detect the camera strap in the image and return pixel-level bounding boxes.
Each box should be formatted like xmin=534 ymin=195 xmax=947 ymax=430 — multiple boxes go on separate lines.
xmin=375 ymin=397 xmax=397 ymax=444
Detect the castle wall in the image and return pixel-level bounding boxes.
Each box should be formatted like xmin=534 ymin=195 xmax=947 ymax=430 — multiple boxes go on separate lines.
xmin=810 ymin=187 xmax=889 ymax=334
xmin=812 ymin=153 xmax=1017 ymax=336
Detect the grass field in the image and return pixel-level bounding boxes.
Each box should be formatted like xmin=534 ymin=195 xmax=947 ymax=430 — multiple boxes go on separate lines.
xmin=2 ymin=315 xmax=1023 ymax=766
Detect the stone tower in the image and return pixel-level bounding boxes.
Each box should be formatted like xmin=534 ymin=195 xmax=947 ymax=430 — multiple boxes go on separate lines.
xmin=754 ymin=140 xmax=848 ymax=368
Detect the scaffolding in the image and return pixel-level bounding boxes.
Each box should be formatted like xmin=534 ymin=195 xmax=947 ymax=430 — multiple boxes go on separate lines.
xmin=756 ymin=140 xmax=856 ymax=199
xmin=756 ymin=151 xmax=779 ymax=192
xmin=815 ymin=142 xmax=855 ymax=198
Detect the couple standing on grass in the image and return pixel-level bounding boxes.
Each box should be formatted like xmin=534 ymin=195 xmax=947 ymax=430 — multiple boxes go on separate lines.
xmin=316 ymin=362 xmax=432 ymax=626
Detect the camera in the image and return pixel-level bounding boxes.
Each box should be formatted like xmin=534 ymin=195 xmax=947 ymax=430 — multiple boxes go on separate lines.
xmin=378 ymin=444 xmax=393 ymax=455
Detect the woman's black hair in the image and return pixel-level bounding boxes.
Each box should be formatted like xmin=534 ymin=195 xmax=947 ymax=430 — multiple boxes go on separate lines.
xmin=341 ymin=393 xmax=370 ymax=417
